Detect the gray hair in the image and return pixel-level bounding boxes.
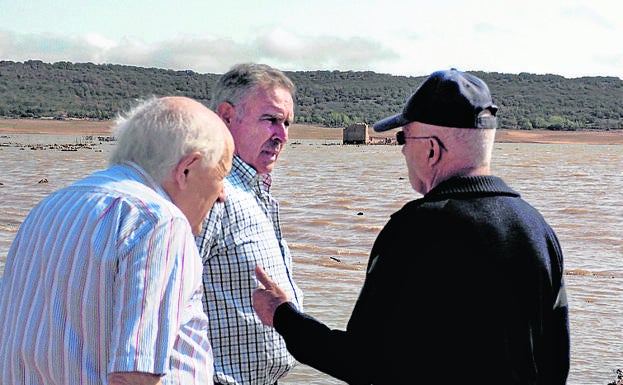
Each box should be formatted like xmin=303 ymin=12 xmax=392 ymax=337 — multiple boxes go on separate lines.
xmin=109 ymin=97 xmax=226 ymax=184
xmin=210 ymin=63 xmax=295 ymax=110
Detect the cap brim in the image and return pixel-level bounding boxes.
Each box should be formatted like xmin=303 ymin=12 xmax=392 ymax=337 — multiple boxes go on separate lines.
xmin=372 ymin=114 xmax=409 ymax=132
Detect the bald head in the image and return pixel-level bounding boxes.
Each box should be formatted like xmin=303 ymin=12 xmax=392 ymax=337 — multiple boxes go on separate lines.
xmin=110 ymin=96 xmax=233 ymax=184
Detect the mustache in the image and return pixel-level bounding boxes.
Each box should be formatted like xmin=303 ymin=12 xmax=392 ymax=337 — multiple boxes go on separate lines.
xmin=264 ymin=138 xmax=283 ymax=150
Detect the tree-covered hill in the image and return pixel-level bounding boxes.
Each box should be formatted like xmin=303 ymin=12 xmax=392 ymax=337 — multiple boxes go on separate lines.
xmin=1 ymin=60 xmax=621 ymax=130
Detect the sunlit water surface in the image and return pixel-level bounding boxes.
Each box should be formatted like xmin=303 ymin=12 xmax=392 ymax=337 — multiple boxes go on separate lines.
xmin=0 ymin=134 xmax=621 ymax=384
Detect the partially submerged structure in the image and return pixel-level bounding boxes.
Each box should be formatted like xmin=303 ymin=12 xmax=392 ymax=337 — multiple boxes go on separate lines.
xmin=342 ymin=122 xmax=369 ymax=144
xmin=342 ymin=122 xmax=396 ymax=145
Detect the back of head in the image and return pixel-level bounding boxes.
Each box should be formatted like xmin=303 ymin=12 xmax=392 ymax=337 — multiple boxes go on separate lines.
xmin=374 ymin=69 xmax=499 ymax=177
xmin=110 ymin=96 xmax=227 ymax=184
xmin=210 ymin=63 xmax=295 ymax=110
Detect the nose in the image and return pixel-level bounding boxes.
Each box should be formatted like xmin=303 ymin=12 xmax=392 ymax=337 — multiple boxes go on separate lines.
xmin=272 ymin=122 xmax=288 ymax=142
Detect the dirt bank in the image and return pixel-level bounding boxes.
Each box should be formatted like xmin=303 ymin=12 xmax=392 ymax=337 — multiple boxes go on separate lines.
xmin=1 ymin=118 xmax=621 ymax=145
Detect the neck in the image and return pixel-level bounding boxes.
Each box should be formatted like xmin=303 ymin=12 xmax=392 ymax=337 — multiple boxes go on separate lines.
xmin=426 ymin=165 xmax=491 ymax=194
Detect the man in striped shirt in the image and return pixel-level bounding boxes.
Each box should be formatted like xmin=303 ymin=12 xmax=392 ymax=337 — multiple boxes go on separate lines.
xmin=0 ymin=96 xmax=234 ymax=385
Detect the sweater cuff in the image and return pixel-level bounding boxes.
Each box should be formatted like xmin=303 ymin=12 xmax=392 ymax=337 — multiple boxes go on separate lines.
xmin=274 ymin=301 xmax=298 ymax=333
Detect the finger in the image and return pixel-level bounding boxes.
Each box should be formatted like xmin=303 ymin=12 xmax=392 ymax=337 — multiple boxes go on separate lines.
xmin=254 ymin=265 xmax=274 ymax=289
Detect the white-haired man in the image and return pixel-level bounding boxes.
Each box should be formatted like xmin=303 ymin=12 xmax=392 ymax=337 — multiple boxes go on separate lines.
xmin=0 ymin=96 xmax=234 ymax=385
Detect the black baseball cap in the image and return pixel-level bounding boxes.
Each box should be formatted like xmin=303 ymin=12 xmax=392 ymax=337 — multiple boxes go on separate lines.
xmin=373 ymin=69 xmax=498 ymax=132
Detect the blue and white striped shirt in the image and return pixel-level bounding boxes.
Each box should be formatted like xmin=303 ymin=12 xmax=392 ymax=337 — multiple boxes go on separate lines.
xmin=0 ymin=161 xmax=213 ymax=385
xmin=196 ymin=155 xmax=303 ymax=385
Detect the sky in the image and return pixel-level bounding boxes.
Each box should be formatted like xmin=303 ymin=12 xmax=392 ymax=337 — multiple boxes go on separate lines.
xmin=0 ymin=0 xmax=622 ymax=79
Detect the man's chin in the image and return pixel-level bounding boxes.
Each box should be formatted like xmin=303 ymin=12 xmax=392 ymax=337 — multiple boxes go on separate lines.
xmin=260 ymin=164 xmax=276 ymax=174
xmin=256 ymin=154 xmax=278 ymax=173
xmin=256 ymin=162 xmax=276 ymax=174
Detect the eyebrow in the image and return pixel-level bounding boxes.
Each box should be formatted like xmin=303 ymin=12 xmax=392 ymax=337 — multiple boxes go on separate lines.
xmin=262 ymin=113 xmax=291 ymax=123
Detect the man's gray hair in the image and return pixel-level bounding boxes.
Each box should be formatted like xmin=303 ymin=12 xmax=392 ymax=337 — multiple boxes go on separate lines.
xmin=210 ymin=63 xmax=295 ymax=110
xmin=109 ymin=97 xmax=226 ymax=184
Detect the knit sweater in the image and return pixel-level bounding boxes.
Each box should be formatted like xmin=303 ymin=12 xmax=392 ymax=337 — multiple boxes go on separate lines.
xmin=274 ymin=175 xmax=570 ymax=385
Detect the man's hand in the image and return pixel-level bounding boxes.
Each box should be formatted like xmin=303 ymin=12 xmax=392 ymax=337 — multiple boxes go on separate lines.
xmin=253 ymin=265 xmax=291 ymax=327
xmin=108 ymin=372 xmax=162 ymax=385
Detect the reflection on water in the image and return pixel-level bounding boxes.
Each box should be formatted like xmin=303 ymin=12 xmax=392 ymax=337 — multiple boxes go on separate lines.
xmin=1 ymin=134 xmax=622 ymax=385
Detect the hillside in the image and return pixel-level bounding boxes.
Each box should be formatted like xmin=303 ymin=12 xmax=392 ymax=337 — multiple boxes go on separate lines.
xmin=0 ymin=60 xmax=621 ymax=131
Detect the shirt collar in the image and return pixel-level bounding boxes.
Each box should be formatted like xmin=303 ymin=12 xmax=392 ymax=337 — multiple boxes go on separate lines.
xmin=118 ymin=161 xmax=171 ymax=201
xmin=230 ymin=155 xmax=273 ymax=193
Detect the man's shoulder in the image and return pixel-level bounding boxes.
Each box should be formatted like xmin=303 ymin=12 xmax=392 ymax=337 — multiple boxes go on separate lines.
xmin=77 ymin=167 xmax=184 ymax=223
xmin=223 ymin=172 xmax=260 ymax=203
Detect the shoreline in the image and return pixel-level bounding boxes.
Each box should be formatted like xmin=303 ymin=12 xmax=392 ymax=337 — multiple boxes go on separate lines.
xmin=1 ymin=118 xmax=622 ymax=145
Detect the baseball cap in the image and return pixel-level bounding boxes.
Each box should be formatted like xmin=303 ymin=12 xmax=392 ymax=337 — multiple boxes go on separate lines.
xmin=373 ymin=68 xmax=498 ymax=132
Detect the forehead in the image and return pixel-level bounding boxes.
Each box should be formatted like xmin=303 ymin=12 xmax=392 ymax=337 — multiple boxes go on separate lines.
xmin=241 ymin=86 xmax=293 ymax=110
xmin=405 ymin=121 xmax=438 ymax=134
xmin=403 ymin=121 xmax=420 ymax=134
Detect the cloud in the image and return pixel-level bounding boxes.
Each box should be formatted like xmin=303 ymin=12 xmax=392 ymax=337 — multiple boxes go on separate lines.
xmin=252 ymin=28 xmax=399 ymax=72
xmin=0 ymin=24 xmax=621 ymax=79
xmin=560 ymin=4 xmax=616 ymax=29
xmin=0 ymin=29 xmax=399 ymax=75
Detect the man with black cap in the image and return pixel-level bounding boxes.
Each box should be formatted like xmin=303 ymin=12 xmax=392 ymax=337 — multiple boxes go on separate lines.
xmin=252 ymin=69 xmax=570 ymax=385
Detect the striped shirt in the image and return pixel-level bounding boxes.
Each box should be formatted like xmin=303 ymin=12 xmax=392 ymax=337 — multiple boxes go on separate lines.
xmin=0 ymin=162 xmax=213 ymax=385
xmin=196 ymin=155 xmax=303 ymax=385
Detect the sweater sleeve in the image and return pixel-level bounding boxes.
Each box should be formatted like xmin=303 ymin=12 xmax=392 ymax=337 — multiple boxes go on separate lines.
xmin=273 ymin=302 xmax=372 ymax=385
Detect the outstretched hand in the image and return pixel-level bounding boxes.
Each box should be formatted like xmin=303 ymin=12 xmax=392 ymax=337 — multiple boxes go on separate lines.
xmin=252 ymin=265 xmax=291 ymax=327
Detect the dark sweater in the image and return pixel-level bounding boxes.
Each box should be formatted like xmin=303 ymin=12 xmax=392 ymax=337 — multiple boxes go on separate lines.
xmin=274 ymin=175 xmax=570 ymax=385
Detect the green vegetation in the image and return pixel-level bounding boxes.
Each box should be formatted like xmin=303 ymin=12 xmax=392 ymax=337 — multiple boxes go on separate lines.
xmin=1 ymin=60 xmax=621 ymax=130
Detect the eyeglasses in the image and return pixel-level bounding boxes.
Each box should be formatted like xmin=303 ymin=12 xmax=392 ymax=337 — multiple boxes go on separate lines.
xmin=396 ymin=131 xmax=447 ymax=151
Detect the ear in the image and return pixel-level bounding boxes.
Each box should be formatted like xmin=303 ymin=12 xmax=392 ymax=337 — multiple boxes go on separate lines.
xmin=216 ymin=102 xmax=235 ymax=126
xmin=426 ymin=138 xmax=442 ymax=166
xmin=174 ymin=152 xmax=202 ymax=188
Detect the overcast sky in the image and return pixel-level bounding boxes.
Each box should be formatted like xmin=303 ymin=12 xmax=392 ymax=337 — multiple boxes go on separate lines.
xmin=1 ymin=0 xmax=621 ymax=79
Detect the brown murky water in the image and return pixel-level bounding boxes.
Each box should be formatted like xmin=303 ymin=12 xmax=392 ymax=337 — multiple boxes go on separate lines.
xmin=1 ymin=134 xmax=621 ymax=384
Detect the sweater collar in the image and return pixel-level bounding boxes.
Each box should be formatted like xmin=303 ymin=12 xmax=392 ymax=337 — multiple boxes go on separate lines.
xmin=424 ymin=175 xmax=519 ymax=201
